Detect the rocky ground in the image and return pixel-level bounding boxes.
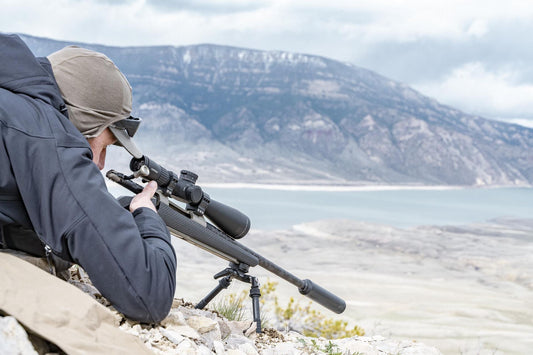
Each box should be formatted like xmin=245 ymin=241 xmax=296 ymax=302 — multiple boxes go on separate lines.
xmin=116 ymin=299 xmax=441 ymax=355
xmin=0 ymin=256 xmax=441 ymax=354
xmin=2 ymin=218 xmax=532 ymax=354
xmin=172 ymin=218 xmax=533 ymax=355
xmin=1 ymin=298 xmax=441 ymax=355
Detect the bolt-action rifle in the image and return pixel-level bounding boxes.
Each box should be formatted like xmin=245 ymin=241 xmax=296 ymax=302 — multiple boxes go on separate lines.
xmin=106 ymin=155 xmax=346 ymax=333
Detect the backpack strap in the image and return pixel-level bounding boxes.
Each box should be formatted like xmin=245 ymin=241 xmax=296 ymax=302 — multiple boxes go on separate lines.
xmin=0 ymin=225 xmax=6 ymax=249
xmin=0 ymin=225 xmax=46 ymax=257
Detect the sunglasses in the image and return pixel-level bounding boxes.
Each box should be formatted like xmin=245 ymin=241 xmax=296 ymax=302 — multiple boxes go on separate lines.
xmin=111 ymin=116 xmax=141 ymax=138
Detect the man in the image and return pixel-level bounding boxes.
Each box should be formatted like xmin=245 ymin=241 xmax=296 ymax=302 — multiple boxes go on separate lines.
xmin=0 ymin=33 xmax=176 ymax=323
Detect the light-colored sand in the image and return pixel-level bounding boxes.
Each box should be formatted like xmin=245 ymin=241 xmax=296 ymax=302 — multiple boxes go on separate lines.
xmin=172 ymin=218 xmax=533 ymax=355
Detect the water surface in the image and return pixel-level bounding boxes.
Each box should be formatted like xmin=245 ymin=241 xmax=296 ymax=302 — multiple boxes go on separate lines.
xmin=203 ymin=187 xmax=533 ymax=229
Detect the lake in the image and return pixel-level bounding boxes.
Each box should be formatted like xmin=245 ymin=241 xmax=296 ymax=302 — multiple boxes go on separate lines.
xmin=203 ymin=186 xmax=533 ymax=230
xmin=108 ymin=182 xmax=533 ymax=229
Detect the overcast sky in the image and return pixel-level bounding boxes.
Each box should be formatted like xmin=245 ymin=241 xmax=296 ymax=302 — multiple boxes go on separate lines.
xmin=3 ymin=0 xmax=533 ymax=127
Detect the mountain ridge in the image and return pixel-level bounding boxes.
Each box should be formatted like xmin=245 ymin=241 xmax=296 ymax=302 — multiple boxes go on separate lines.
xmin=17 ymin=33 xmax=533 ymax=186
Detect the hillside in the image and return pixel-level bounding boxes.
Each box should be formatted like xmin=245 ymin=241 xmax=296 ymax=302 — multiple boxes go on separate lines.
xmin=19 ymin=34 xmax=533 ymax=185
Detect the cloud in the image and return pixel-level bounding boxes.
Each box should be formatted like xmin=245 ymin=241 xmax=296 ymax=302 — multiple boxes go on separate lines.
xmin=2 ymin=0 xmax=533 ymax=122
xmin=282 ymin=0 xmax=533 ymax=44
xmin=146 ymin=0 xmax=268 ymax=14
xmin=89 ymin=0 xmax=135 ymax=4
xmin=504 ymin=118 xmax=533 ymax=128
xmin=414 ymin=62 xmax=533 ymax=119
xmin=350 ymin=18 xmax=533 ymax=82
xmin=466 ymin=19 xmax=488 ymax=37
xmin=3 ymin=0 xmax=533 ymax=58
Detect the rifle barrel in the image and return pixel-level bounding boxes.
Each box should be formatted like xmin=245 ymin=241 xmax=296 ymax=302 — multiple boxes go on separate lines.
xmin=234 ymin=243 xmax=346 ymax=314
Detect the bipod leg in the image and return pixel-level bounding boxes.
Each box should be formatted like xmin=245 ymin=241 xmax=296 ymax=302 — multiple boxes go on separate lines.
xmin=249 ymin=276 xmax=262 ymax=333
xmin=195 ymin=275 xmax=232 ymax=309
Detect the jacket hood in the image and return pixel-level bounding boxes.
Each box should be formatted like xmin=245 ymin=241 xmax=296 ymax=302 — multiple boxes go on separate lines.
xmin=0 ymin=34 xmax=64 ymax=110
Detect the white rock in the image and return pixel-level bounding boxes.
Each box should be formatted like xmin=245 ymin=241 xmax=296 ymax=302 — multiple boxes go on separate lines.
xmin=161 ymin=310 xmax=187 ymax=327
xmin=166 ymin=325 xmax=201 ymax=339
xmin=0 ymin=316 xmax=38 ymax=355
xmin=119 ymin=323 xmax=138 ymax=336
xmin=179 ymin=306 xmax=218 ymax=320
xmin=198 ymin=344 xmax=215 ymax=355
xmin=202 ymin=324 xmax=223 ymax=349
xmin=282 ymin=331 xmax=302 ymax=342
xmin=139 ymin=331 xmax=152 ymax=342
xmin=213 ymin=340 xmax=226 ymax=355
xmin=374 ymin=339 xmax=404 ymax=354
xmin=218 ymin=319 xmax=231 ymax=340
xmin=226 ymin=320 xmax=252 ymax=335
xmin=160 ymin=327 xmax=185 ymax=345
xmin=401 ymin=343 xmax=442 ymax=355
xmin=339 ymin=340 xmax=378 ymax=355
xmin=149 ymin=328 xmax=164 ymax=342
xmin=244 ymin=322 xmax=258 ymax=338
xmin=187 ymin=316 xmax=218 ymax=333
xmin=226 ymin=350 xmax=247 ymax=355
xmin=176 ymin=339 xmax=198 ymax=355
xmin=270 ymin=342 xmax=301 ymax=355
xmin=131 ymin=324 xmax=142 ymax=335
xmin=225 ymin=333 xmax=255 ymax=350
xmin=238 ymin=342 xmax=259 ymax=355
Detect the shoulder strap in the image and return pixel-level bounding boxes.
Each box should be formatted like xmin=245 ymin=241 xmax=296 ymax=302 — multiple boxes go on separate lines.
xmin=0 ymin=225 xmax=6 ymax=249
xmin=0 ymin=225 xmax=45 ymax=257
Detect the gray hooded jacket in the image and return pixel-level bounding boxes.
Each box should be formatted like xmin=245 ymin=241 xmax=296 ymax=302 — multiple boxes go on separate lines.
xmin=0 ymin=34 xmax=176 ymax=323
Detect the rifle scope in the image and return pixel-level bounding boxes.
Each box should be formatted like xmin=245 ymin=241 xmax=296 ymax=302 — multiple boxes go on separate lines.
xmin=129 ymin=156 xmax=250 ymax=239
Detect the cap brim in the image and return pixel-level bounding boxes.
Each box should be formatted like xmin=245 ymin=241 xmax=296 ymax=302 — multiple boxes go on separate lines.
xmin=109 ymin=126 xmax=143 ymax=159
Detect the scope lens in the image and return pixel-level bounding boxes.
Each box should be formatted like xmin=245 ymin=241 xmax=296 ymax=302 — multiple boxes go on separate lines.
xmin=130 ymin=157 xmax=145 ymax=172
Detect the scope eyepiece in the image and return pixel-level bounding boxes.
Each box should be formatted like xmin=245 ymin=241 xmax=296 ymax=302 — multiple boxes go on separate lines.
xmin=130 ymin=156 xmax=171 ymax=188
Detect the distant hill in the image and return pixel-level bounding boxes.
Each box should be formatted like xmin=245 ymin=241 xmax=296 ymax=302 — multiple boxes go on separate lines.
xmin=19 ymin=34 xmax=533 ymax=185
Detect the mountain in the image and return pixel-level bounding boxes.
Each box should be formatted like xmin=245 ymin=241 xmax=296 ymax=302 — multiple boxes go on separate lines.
xmin=18 ymin=34 xmax=533 ymax=185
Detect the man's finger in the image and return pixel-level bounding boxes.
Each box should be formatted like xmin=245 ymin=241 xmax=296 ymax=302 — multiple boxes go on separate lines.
xmin=142 ymin=181 xmax=158 ymax=197
xmin=129 ymin=181 xmax=158 ymax=213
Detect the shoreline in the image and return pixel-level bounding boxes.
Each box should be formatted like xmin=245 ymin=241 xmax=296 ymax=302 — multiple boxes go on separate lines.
xmin=105 ymin=177 xmax=532 ymax=194
xmin=199 ymin=182 xmax=531 ymax=192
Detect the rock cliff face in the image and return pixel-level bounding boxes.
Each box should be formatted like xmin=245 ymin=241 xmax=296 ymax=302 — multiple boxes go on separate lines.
xmin=20 ymin=34 xmax=533 ymax=185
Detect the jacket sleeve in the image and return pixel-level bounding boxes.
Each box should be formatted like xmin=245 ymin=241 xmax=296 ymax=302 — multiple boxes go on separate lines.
xmin=4 ymin=103 xmax=177 ymax=323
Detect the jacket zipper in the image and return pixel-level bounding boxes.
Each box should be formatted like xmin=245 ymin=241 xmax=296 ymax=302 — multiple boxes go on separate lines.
xmin=44 ymin=245 xmax=55 ymax=275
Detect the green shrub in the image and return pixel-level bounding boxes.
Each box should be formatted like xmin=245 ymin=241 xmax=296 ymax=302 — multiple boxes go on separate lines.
xmin=263 ymin=280 xmax=365 ymax=338
xmin=212 ymin=289 xmax=248 ymax=321
xmin=210 ymin=280 xmax=365 ymax=339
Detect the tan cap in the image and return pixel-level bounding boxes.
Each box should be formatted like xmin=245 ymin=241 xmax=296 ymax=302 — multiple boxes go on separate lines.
xmin=48 ymin=46 xmax=132 ymax=138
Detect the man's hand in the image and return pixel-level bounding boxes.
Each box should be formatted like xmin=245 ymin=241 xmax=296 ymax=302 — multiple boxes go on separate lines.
xmin=129 ymin=181 xmax=158 ymax=213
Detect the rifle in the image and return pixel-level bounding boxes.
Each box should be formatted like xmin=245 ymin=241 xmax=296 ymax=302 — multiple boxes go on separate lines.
xmin=106 ymin=155 xmax=346 ymax=333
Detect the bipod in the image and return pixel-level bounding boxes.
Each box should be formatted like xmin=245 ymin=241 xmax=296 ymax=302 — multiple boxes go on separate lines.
xmin=195 ymin=262 xmax=262 ymax=333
